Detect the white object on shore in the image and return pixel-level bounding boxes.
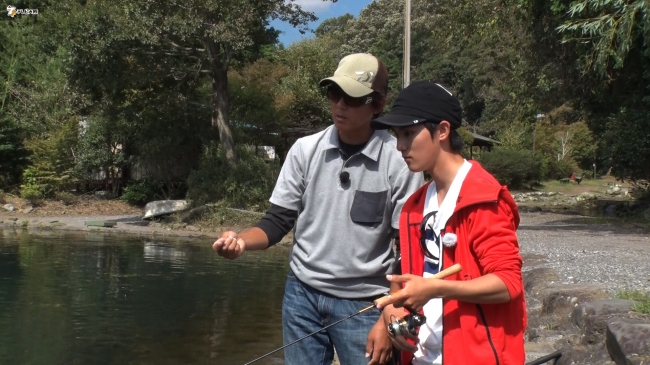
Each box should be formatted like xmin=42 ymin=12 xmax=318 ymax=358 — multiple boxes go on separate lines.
xmin=143 ymin=200 xmax=189 ymax=219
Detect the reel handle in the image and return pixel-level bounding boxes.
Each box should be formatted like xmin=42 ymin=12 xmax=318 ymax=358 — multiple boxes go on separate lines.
xmin=373 ymin=263 xmax=462 ymax=308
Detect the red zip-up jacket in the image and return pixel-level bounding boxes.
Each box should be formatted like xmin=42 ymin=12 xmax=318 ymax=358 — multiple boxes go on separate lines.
xmin=398 ymin=160 xmax=526 ymax=365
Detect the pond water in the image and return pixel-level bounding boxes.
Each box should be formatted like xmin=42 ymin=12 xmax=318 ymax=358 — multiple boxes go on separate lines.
xmin=0 ymin=229 xmax=291 ymax=365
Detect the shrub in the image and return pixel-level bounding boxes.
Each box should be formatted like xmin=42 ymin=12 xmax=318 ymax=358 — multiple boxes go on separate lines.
xmin=20 ymin=185 xmax=44 ymax=205
xmin=478 ymin=148 xmax=543 ymax=189
xmin=55 ymin=191 xmax=77 ymax=206
xmin=187 ymin=144 xmax=279 ymax=211
xmin=121 ymin=179 xmax=161 ymax=206
xmin=545 ymin=158 xmax=579 ymax=180
xmin=20 ymin=167 xmax=48 ymax=203
xmin=0 ymin=116 xmax=30 ymax=188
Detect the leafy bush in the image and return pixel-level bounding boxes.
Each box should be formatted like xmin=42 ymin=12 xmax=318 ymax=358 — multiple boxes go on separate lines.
xmin=55 ymin=191 xmax=77 ymax=206
xmin=605 ymin=108 xmax=650 ymax=181
xmin=21 ymin=118 xmax=79 ymax=195
xmin=187 ymin=144 xmax=279 ymax=211
xmin=545 ymin=158 xmax=579 ymax=180
xmin=478 ymin=148 xmax=544 ymax=189
xmin=20 ymin=167 xmax=48 ymax=203
xmin=0 ymin=116 xmax=30 ymax=188
xmin=121 ymin=179 xmax=161 ymax=206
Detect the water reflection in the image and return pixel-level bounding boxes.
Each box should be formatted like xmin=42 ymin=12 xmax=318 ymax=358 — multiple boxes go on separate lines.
xmin=143 ymin=241 xmax=187 ymax=268
xmin=0 ymin=230 xmax=290 ymax=365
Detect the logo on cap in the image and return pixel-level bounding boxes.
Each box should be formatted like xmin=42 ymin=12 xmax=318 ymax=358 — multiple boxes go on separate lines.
xmin=355 ymin=71 xmax=375 ymax=83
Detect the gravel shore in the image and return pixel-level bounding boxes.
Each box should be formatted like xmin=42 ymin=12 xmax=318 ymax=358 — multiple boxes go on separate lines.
xmin=518 ymin=212 xmax=650 ymax=294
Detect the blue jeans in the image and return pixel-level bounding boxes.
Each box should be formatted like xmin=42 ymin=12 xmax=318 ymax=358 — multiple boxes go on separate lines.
xmin=282 ymin=270 xmax=382 ymax=365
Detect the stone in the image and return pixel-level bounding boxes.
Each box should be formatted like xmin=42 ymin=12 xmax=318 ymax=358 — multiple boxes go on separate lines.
xmin=571 ymin=299 xmax=636 ymax=344
xmin=540 ymin=284 xmax=609 ymax=315
xmin=577 ymin=192 xmax=597 ymax=201
xmin=606 ymin=318 xmax=650 ymax=365
xmin=3 ymin=203 xmax=15 ymax=212
xmin=524 ymin=268 xmax=561 ymax=296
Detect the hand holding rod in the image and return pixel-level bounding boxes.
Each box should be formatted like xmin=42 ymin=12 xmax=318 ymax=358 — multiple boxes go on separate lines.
xmin=374 ymin=263 xmax=462 ymax=309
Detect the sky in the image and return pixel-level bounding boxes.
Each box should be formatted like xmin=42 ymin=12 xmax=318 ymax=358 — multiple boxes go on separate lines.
xmin=270 ymin=0 xmax=374 ymax=46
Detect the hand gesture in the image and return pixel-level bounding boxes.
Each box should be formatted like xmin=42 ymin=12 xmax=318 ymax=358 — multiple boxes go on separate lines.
xmin=212 ymin=231 xmax=245 ymax=259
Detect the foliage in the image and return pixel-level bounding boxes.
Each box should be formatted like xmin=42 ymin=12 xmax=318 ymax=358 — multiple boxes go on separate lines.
xmin=20 ymin=167 xmax=46 ymax=204
xmin=616 ymin=289 xmax=650 ymax=314
xmin=121 ymin=179 xmax=161 ymax=206
xmin=55 ymin=191 xmax=77 ymax=206
xmin=0 ymin=116 xmax=30 ymax=188
xmin=545 ymin=158 xmax=578 ymax=180
xmin=20 ymin=118 xmax=79 ymax=197
xmin=604 ymin=107 xmax=650 ymax=181
xmin=557 ymin=0 xmax=650 ymax=75
xmin=479 ymin=148 xmax=544 ymax=189
xmin=187 ymin=144 xmax=279 ymax=211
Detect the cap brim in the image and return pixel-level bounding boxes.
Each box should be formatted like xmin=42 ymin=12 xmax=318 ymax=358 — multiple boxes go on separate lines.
xmin=319 ymin=76 xmax=374 ymax=97
xmin=370 ymin=114 xmax=427 ymax=130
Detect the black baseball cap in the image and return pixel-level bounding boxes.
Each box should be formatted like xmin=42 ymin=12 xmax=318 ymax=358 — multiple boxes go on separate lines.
xmin=371 ymin=81 xmax=462 ymax=130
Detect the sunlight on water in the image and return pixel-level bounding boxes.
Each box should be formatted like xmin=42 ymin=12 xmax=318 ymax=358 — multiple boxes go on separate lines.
xmin=0 ymin=229 xmax=291 ymax=365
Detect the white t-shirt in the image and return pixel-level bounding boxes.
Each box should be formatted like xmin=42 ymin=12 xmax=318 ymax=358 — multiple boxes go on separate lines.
xmin=413 ymin=160 xmax=472 ymax=365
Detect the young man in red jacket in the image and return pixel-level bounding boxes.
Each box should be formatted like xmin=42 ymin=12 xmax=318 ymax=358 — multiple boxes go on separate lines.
xmin=371 ymin=81 xmax=527 ymax=364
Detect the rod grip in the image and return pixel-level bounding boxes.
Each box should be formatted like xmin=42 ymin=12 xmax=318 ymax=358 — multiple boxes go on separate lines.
xmin=373 ymin=263 xmax=462 ymax=308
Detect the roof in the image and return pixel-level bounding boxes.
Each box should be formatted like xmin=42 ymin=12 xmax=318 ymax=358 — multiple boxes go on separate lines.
xmin=470 ymin=132 xmax=500 ymax=147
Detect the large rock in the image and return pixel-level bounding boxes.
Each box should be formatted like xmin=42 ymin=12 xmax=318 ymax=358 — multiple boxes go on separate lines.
xmin=524 ymin=268 xmax=561 ymax=296
xmin=606 ymin=318 xmax=650 ymax=364
xmin=571 ymin=299 xmax=636 ymax=344
xmin=540 ymin=284 xmax=609 ymax=315
xmin=143 ymin=200 xmax=189 ymax=219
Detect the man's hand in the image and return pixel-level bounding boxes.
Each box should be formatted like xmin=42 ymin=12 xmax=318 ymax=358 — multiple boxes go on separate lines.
xmin=365 ymin=316 xmax=393 ymax=365
xmin=381 ymin=304 xmax=419 ymax=353
xmin=212 ymin=231 xmax=245 ymax=259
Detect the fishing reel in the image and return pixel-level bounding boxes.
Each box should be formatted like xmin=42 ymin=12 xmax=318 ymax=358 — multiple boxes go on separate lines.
xmin=387 ymin=310 xmax=426 ymax=337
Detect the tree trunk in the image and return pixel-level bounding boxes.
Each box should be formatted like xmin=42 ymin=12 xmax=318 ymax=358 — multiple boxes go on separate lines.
xmin=205 ymin=38 xmax=236 ymax=166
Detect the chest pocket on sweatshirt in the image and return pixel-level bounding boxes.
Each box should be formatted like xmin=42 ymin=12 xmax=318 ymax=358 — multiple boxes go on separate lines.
xmin=350 ymin=190 xmax=387 ymax=226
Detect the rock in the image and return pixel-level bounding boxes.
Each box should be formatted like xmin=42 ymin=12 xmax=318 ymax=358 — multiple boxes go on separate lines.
xmin=577 ymin=192 xmax=597 ymax=201
xmin=143 ymin=200 xmax=189 ymax=219
xmin=571 ymin=299 xmax=636 ymax=344
xmin=540 ymin=284 xmax=609 ymax=315
xmin=524 ymin=268 xmax=561 ymax=296
xmin=525 ymin=343 xmax=559 ymax=363
xmin=185 ymin=225 xmax=200 ymax=231
xmin=20 ymin=206 xmax=34 ymax=214
xmin=3 ymin=203 xmax=15 ymax=212
xmin=606 ymin=318 xmax=650 ymax=364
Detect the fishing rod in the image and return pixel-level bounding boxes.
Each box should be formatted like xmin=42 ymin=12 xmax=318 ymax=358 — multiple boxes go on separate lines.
xmin=243 ymin=264 xmax=462 ymax=365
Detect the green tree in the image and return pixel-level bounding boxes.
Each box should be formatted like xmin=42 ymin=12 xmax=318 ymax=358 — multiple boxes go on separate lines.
xmin=63 ymin=0 xmax=325 ymax=166
xmin=0 ymin=116 xmax=30 ymax=188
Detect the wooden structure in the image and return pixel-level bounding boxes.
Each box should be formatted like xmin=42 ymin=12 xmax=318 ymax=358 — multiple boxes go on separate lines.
xmin=468 ymin=132 xmax=499 ymax=159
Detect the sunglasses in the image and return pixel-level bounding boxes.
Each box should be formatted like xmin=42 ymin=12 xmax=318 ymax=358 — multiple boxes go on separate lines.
xmin=326 ymin=87 xmax=373 ymax=107
xmin=419 ymin=211 xmax=440 ymax=261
